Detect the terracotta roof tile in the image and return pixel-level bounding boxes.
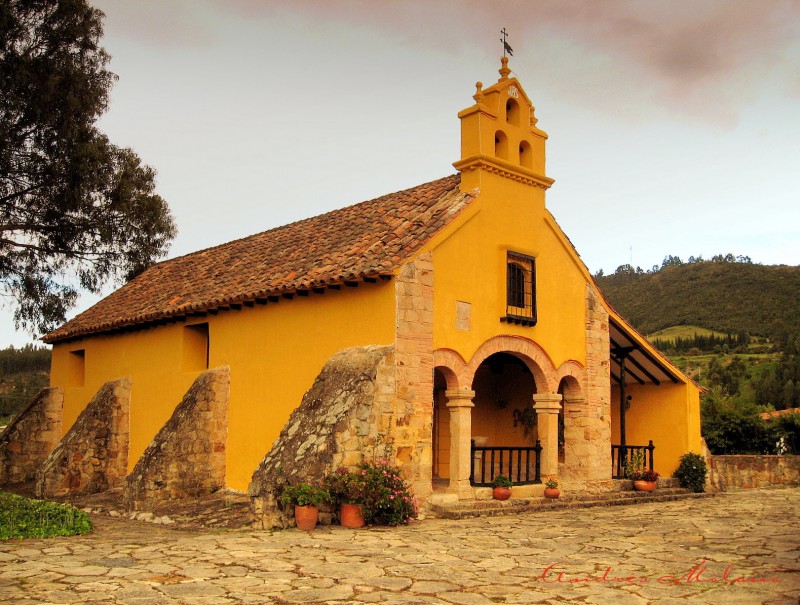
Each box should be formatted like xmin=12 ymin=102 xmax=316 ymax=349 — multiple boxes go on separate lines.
xmin=45 ymin=174 xmax=472 ymax=343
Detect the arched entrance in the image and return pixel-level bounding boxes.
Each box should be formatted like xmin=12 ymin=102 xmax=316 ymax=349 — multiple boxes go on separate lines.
xmin=471 ymin=353 xmax=540 ymax=485
xmin=433 ymin=336 xmax=573 ymax=498
xmin=471 ymin=353 xmax=537 ymax=448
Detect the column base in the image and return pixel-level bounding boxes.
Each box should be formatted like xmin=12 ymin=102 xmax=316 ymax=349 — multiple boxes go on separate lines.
xmin=447 ymin=479 xmax=475 ymax=500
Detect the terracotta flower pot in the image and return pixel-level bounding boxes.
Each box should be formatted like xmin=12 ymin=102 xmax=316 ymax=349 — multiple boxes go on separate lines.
xmin=544 ymin=487 xmax=560 ymax=499
xmin=492 ymin=486 xmax=511 ymax=500
xmin=633 ymin=480 xmax=657 ymax=492
xmin=339 ymin=503 xmax=365 ymax=528
xmin=294 ymin=505 xmax=319 ymax=530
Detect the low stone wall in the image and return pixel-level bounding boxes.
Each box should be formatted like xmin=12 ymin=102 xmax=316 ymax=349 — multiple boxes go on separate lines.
xmin=710 ymin=455 xmax=800 ymax=491
xmin=249 ymin=345 xmax=395 ymax=529
xmin=0 ymin=388 xmax=63 ymax=484
xmin=124 ymin=367 xmax=230 ymax=512
xmin=36 ymin=378 xmax=131 ymax=498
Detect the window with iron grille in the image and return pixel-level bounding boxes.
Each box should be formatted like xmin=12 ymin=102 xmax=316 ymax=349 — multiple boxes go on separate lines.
xmin=503 ymin=252 xmax=536 ymax=326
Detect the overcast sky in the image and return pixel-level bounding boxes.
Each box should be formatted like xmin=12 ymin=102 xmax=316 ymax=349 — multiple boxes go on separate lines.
xmin=3 ymin=0 xmax=799 ymax=348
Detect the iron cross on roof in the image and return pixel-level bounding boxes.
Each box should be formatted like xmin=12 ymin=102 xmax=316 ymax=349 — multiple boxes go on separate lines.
xmin=500 ymin=27 xmax=513 ymax=57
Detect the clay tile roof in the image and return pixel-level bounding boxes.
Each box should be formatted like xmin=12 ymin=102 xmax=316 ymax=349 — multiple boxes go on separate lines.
xmin=45 ymin=174 xmax=473 ymax=343
xmin=759 ymin=408 xmax=800 ymax=420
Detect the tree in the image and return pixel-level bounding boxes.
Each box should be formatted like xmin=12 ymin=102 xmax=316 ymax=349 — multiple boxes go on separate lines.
xmin=660 ymin=254 xmax=683 ymax=269
xmin=0 ymin=0 xmax=176 ymax=335
xmin=700 ymin=387 xmax=775 ymax=454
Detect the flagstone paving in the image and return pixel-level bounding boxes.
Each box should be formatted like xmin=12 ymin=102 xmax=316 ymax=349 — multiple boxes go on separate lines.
xmin=1 ymin=487 xmax=798 ymax=604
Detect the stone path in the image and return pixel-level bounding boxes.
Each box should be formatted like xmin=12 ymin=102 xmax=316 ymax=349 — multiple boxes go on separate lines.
xmin=1 ymin=488 xmax=798 ymax=604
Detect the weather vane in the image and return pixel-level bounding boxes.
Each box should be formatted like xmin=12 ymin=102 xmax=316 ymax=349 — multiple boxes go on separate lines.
xmin=500 ymin=27 xmax=513 ymax=57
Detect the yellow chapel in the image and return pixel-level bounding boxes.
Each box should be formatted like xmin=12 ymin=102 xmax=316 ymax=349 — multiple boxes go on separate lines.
xmin=0 ymin=57 xmax=703 ymax=519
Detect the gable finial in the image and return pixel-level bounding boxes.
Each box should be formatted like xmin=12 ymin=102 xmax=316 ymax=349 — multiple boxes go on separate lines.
xmin=500 ymin=27 xmax=513 ymax=58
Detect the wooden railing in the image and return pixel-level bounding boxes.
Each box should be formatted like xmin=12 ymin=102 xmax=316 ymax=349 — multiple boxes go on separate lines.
xmin=611 ymin=441 xmax=655 ymax=479
xmin=470 ymin=439 xmax=543 ymax=486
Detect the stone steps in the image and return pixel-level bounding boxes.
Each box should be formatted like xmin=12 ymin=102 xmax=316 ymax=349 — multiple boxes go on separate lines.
xmin=427 ymin=487 xmax=714 ymax=520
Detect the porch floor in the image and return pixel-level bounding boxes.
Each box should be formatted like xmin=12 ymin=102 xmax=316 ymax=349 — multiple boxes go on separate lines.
xmin=426 ymin=479 xmax=714 ymax=520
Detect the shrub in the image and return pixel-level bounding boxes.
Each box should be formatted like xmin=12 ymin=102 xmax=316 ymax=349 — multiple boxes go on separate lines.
xmin=673 ymin=452 xmax=708 ymax=493
xmin=544 ymin=478 xmax=558 ymax=489
xmin=770 ymin=412 xmax=800 ymax=454
xmin=0 ymin=492 xmax=92 ymax=540
xmin=357 ymin=459 xmax=418 ymax=526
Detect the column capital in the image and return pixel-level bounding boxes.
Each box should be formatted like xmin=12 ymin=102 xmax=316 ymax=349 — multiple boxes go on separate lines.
xmin=445 ymin=389 xmax=475 ymax=408
xmin=533 ymin=393 xmax=562 ymax=414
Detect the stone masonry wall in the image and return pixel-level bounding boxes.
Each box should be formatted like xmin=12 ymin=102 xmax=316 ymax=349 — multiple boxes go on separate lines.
xmin=392 ymin=252 xmax=435 ymax=500
xmin=562 ymin=283 xmax=612 ymax=487
xmin=249 ymin=345 xmax=395 ymax=529
xmin=710 ymin=455 xmax=800 ymax=491
xmin=0 ymin=388 xmax=63 ymax=484
xmin=35 ymin=378 xmax=131 ymax=498
xmin=124 ymin=367 xmax=230 ymax=512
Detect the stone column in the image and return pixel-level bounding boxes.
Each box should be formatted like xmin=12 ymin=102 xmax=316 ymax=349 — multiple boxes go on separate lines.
xmin=533 ymin=393 xmax=562 ymax=477
xmin=445 ymin=389 xmax=475 ymax=499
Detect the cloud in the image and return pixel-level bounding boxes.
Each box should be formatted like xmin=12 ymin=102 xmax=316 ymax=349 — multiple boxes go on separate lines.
xmin=95 ymin=0 xmax=800 ymax=124
xmin=94 ymin=0 xmax=218 ymax=49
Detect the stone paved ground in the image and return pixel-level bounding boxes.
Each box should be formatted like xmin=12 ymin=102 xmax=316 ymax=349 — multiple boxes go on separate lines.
xmin=0 ymin=487 xmax=798 ymax=605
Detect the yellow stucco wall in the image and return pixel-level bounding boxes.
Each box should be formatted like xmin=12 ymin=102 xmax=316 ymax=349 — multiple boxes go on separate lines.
xmin=611 ymin=381 xmax=703 ymax=476
xmin=50 ymin=283 xmax=395 ymax=491
xmin=428 ymin=173 xmax=589 ymax=378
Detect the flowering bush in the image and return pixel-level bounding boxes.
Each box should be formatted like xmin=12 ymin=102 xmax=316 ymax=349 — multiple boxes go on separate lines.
xmin=356 ymin=459 xmax=418 ymax=526
xmin=673 ymin=452 xmax=707 ymax=493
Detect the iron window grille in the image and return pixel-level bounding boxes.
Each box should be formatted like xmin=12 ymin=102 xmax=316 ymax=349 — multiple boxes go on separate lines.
xmin=503 ymin=252 xmax=536 ymax=326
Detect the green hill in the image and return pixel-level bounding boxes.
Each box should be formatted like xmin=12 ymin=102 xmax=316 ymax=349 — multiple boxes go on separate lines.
xmin=595 ymin=260 xmax=800 ymax=342
xmin=0 ymin=345 xmax=51 ymax=425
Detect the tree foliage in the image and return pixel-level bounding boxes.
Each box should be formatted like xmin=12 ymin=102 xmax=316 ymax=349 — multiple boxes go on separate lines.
xmin=0 ymin=0 xmax=176 ymax=335
xmin=651 ymin=332 xmax=744 ymax=356
xmin=756 ymin=334 xmax=800 ymax=409
xmin=701 ymin=387 xmax=800 ymax=454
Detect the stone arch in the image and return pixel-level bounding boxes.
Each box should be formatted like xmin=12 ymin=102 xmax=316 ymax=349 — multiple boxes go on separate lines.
xmin=556 ymin=360 xmax=586 ymax=403
xmin=433 ymin=348 xmax=466 ymax=391
xmin=464 ymin=335 xmax=557 ymax=394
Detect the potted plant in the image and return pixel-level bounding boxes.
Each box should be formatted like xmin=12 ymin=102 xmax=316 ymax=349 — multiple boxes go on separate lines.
xmin=279 ymin=483 xmax=330 ymax=530
xmin=543 ymin=477 xmax=560 ymax=499
xmin=491 ymin=474 xmax=513 ymax=500
xmin=626 ymin=450 xmax=658 ymax=492
xmin=631 ymin=469 xmax=659 ymax=492
xmin=324 ymin=467 xmax=366 ymax=528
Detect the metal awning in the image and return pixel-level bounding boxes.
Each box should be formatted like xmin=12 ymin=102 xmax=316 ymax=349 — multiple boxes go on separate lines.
xmin=609 ymin=316 xmax=681 ymax=385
